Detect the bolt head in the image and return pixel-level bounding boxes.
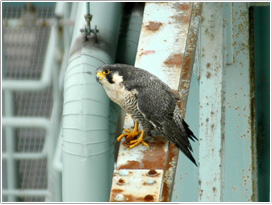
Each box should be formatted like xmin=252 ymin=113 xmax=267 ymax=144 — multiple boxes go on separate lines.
xmin=114 ymin=194 xmax=125 ymax=202
xmin=146 ymin=179 xmax=156 ymax=185
xmin=119 ymin=169 xmax=129 ymax=176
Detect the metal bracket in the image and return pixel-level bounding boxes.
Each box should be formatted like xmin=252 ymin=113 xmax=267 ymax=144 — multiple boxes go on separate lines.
xmin=80 ymin=13 xmax=99 ymax=41
xmin=110 ymin=169 xmax=164 ymax=202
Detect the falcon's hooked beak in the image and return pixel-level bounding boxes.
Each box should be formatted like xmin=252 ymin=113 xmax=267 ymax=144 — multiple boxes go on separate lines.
xmin=96 ymin=72 xmax=105 ymax=82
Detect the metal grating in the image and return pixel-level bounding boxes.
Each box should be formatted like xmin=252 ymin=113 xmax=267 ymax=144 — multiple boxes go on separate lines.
xmin=18 ymin=159 xmax=48 ymax=202
xmin=17 ymin=128 xmax=46 ymax=152
xmin=2 ymin=4 xmax=55 ymax=19
xmin=4 ymin=27 xmax=50 ymax=80
xmin=2 ymin=3 xmax=55 ymax=202
xmin=15 ymin=90 xmax=53 ymax=117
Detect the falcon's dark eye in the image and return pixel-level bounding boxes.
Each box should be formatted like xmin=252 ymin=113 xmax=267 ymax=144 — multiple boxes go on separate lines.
xmin=102 ymin=69 xmax=111 ymax=75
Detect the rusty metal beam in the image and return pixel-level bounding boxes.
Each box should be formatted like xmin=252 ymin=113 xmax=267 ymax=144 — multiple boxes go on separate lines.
xmin=109 ymin=2 xmax=202 ymax=202
xmin=162 ymin=3 xmax=203 ymax=202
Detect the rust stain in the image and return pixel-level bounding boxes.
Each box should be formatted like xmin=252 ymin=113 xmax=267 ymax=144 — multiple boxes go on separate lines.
xmin=125 ymin=194 xmax=153 ymax=202
xmin=146 ymin=21 xmax=162 ymax=31
xmin=118 ymin=160 xmax=141 ymax=169
xmin=139 ymin=50 xmax=155 ymax=56
xmin=206 ymin=72 xmax=211 ymax=79
xmin=118 ymin=135 xmax=168 ymax=169
xmin=181 ymin=53 xmax=192 ymax=80
xmin=161 ymin=181 xmax=169 ymax=202
xmin=179 ymin=4 xmax=191 ymax=10
xmin=117 ymin=178 xmax=126 ymax=185
xmin=161 ymin=143 xmax=179 ymax=202
xmin=142 ymin=136 xmax=168 ymax=169
xmin=178 ymin=15 xmax=190 ymax=24
xmin=213 ymin=187 xmax=217 ymax=193
xmin=168 ymin=143 xmax=179 ymax=167
xmin=110 ymin=189 xmax=124 ymax=201
xmin=147 ymin=169 xmax=159 ymax=176
xmin=170 ymin=3 xmax=192 ymax=24
xmin=111 ymin=189 xmax=123 ymax=194
xmin=172 ymin=89 xmax=183 ymax=111
xmin=164 ymin=54 xmax=183 ymax=67
xmin=144 ymin=194 xmax=154 ymax=201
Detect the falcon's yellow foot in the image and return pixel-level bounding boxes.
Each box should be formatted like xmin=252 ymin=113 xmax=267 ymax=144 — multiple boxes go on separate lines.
xmin=117 ymin=122 xmax=142 ymax=142
xmin=129 ymin=131 xmax=149 ymax=149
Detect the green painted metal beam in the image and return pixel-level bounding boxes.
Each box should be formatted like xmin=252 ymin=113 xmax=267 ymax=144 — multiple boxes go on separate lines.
xmin=253 ymin=6 xmax=270 ymax=202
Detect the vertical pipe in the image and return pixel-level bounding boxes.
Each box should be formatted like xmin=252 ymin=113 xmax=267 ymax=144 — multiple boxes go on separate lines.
xmin=3 ymin=24 xmax=17 ymax=201
xmin=62 ymin=2 xmax=123 ymax=202
xmin=85 ymin=2 xmax=91 ymax=34
xmin=115 ymin=3 xmax=144 ymax=65
xmin=47 ymin=24 xmax=62 ymax=202
xmin=4 ymin=91 xmax=17 ymax=202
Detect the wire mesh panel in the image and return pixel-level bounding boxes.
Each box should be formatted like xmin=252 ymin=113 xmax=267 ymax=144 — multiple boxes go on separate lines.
xmin=2 ymin=3 xmax=56 ymax=202
xmin=4 ymin=27 xmax=50 ymax=80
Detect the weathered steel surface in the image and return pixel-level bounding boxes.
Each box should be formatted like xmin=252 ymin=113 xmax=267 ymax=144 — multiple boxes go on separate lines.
xmin=223 ymin=3 xmax=258 ymax=201
xmin=135 ymin=2 xmax=192 ymax=89
xmin=178 ymin=2 xmax=203 ymax=116
xmin=110 ymin=169 xmax=164 ymax=202
xmin=198 ymin=3 xmax=225 ymax=202
xmin=198 ymin=2 xmax=258 ymax=202
xmin=134 ymin=3 xmax=194 ymax=202
xmin=110 ymin=2 xmax=201 ymax=202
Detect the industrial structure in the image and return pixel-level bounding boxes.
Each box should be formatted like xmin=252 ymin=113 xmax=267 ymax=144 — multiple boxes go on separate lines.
xmin=2 ymin=2 xmax=270 ymax=202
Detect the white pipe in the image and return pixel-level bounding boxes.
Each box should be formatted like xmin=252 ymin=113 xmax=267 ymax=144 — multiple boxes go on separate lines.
xmin=3 ymin=91 xmax=17 ymax=202
xmin=47 ymin=47 xmax=62 ymax=202
xmin=62 ymin=2 xmax=123 ymax=202
xmin=52 ymin=131 xmax=63 ymax=172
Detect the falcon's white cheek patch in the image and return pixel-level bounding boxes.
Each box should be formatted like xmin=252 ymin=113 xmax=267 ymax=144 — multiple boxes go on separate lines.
xmin=112 ymin=72 xmax=123 ymax=84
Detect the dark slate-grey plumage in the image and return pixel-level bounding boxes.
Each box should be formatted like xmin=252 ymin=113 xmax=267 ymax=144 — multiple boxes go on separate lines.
xmin=96 ymin=64 xmax=198 ymax=166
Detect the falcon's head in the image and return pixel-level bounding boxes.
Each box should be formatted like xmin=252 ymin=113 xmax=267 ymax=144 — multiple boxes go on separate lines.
xmin=96 ymin=64 xmax=131 ymax=86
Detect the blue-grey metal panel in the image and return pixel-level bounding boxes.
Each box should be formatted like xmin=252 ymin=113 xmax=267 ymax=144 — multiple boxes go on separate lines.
xmin=223 ymin=2 xmax=257 ymax=202
xmin=172 ymin=62 xmax=200 ymax=202
xmin=172 ymin=2 xmax=259 ymax=202
xmin=198 ymin=3 xmax=225 ymax=202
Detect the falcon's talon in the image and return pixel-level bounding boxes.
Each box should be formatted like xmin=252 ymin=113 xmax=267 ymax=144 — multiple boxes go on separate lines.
xmin=117 ymin=122 xmax=142 ymax=142
xmin=129 ymin=131 xmax=149 ymax=149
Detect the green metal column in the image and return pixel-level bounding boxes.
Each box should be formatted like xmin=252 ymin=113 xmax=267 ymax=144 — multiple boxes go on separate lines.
xmin=253 ymin=6 xmax=270 ymax=202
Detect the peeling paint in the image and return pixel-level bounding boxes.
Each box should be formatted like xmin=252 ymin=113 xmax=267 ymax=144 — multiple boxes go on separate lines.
xmin=164 ymin=54 xmax=183 ymax=67
xmin=145 ymin=21 xmax=162 ymax=31
xmin=139 ymin=50 xmax=155 ymax=56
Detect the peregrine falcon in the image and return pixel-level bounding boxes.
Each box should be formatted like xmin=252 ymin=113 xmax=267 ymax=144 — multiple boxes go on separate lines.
xmin=96 ymin=64 xmax=197 ymax=166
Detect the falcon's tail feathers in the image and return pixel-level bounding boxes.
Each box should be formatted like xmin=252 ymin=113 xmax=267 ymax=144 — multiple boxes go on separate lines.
xmin=161 ymin=118 xmax=198 ymax=167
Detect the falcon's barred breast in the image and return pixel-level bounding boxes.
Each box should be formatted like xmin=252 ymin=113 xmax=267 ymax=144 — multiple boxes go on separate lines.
xmin=96 ymin=64 xmax=198 ymax=166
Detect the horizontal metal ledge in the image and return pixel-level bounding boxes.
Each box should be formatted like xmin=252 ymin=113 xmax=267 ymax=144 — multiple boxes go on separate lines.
xmin=2 ymin=189 xmax=49 ymax=196
xmin=2 ymin=117 xmax=51 ymax=129
xmin=2 ymin=152 xmax=47 ymax=160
